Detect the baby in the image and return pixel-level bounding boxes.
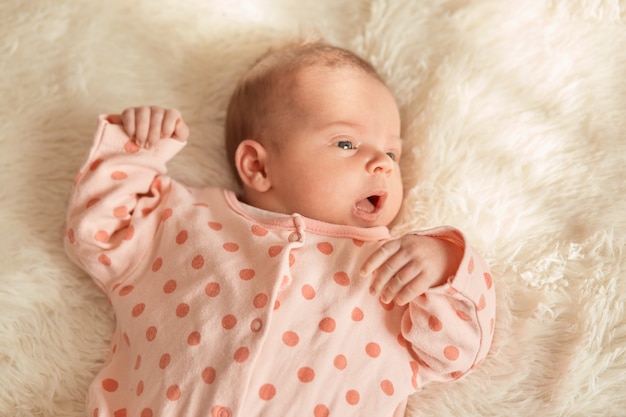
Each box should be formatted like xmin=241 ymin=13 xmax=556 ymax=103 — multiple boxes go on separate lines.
xmin=65 ymin=41 xmax=495 ymax=417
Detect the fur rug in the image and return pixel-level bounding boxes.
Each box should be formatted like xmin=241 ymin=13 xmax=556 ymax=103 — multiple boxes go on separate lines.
xmin=1 ymin=0 xmax=625 ymax=416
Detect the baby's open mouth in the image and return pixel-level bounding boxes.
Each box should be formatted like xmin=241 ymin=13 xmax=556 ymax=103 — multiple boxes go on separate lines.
xmin=355 ymin=193 xmax=386 ymax=214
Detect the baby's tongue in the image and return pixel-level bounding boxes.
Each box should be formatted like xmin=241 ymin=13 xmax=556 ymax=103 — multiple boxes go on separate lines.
xmin=355 ymin=197 xmax=375 ymax=213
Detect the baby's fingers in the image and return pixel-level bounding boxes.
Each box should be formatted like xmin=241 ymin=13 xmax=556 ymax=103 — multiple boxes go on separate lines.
xmin=120 ymin=108 xmax=137 ymax=141
xmin=360 ymin=239 xmax=400 ymax=277
xmin=392 ymin=275 xmax=431 ymax=306
xmin=162 ymin=109 xmax=189 ymax=141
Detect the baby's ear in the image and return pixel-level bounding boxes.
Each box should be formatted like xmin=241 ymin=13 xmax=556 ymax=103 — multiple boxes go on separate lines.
xmin=234 ymin=140 xmax=271 ymax=192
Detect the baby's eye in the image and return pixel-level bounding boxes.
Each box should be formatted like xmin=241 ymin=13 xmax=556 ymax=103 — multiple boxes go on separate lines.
xmin=386 ymin=152 xmax=397 ymax=161
xmin=335 ymin=140 xmax=355 ymax=150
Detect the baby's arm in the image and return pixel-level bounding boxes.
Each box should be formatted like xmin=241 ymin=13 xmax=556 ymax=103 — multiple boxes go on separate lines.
xmin=363 ymin=228 xmax=495 ymax=385
xmin=64 ymin=108 xmax=187 ymax=290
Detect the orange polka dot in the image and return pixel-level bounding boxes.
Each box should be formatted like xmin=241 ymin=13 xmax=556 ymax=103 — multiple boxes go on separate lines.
xmin=113 ymin=409 xmax=127 ymax=417
xmin=282 ymin=331 xmax=299 ymax=347
xmin=123 ymin=226 xmax=134 ymax=240
xmin=166 ymin=385 xmax=181 ymax=401
xmin=176 ymin=303 xmax=190 ymax=318
xmin=136 ymin=380 xmax=144 ymax=396
xmin=477 ymin=294 xmax=486 ymax=311
xmin=297 ymin=367 xmax=315 ymax=383
xmin=163 ymin=279 xmax=177 ymax=294
xmin=456 ymin=310 xmax=472 ymax=321
xmin=223 ymin=242 xmax=239 ymax=252
xmin=259 ymin=384 xmax=276 ymax=400
xmin=141 ymin=208 xmax=153 ymax=217
xmin=289 ymin=251 xmax=296 ymax=266
xmin=239 ymin=269 xmax=255 ymax=280
xmin=159 ymin=353 xmax=170 ymax=369
xmin=351 ymin=307 xmax=364 ymax=321
xmin=234 ymin=347 xmax=249 ymax=362
xmin=319 ymin=317 xmax=336 ymax=333
xmin=444 ymin=345 xmax=460 ymax=361
xmin=345 ymin=389 xmax=360 ymax=405
xmin=95 ymin=230 xmax=109 ymax=243
xmin=102 ymin=378 xmax=118 ymax=392
xmin=428 ymin=315 xmax=443 ymax=331
xmin=123 ymin=332 xmax=131 ymax=346
xmin=87 ymin=197 xmax=100 ymax=208
xmin=484 ymin=272 xmax=493 ymax=289
xmin=253 ymin=293 xmax=268 ymax=308
xmin=468 ymin=257 xmax=475 ymax=274
xmin=113 ymin=206 xmax=128 ymax=218
xmin=366 ymin=342 xmax=381 ymax=358
xmin=119 ymin=285 xmax=134 ymax=296
xmin=134 ymin=355 xmax=142 ymax=370
xmin=222 ymin=314 xmax=237 ymax=330
xmin=202 ymin=367 xmax=216 ymax=384
xmin=316 ymin=242 xmax=333 ymax=255
xmin=380 ymin=379 xmax=394 ymax=396
xmin=251 ymin=225 xmax=268 ymax=236
xmin=176 ymin=230 xmax=188 ymax=244
xmin=66 ymin=228 xmax=75 ymax=244
xmin=205 ymin=282 xmax=220 ymax=297
xmin=280 ymin=275 xmax=291 ymax=289
xmin=132 ymin=303 xmax=145 ymax=317
xmin=188 ymin=332 xmax=201 ymax=346
xmin=397 ymin=333 xmax=408 ymax=348
xmin=140 ymin=408 xmax=153 ymax=417
xmin=89 ymin=159 xmax=103 ymax=171
xmin=333 ymin=271 xmax=350 ymax=286
xmin=451 ymin=371 xmax=463 ymax=380
xmin=274 ymin=300 xmax=280 ymax=310
xmin=334 ymin=354 xmax=347 ymax=370
xmin=192 ymin=255 xmax=205 ymax=269
xmin=152 ymin=257 xmax=163 ymax=272
xmin=268 ymin=245 xmax=283 ymax=257
xmin=161 ymin=208 xmax=173 ymax=221
xmin=208 ymin=221 xmax=223 ymax=231
xmin=301 ymin=285 xmax=316 ymax=300
xmin=146 ymin=326 xmax=157 ymax=341
xmin=124 ymin=140 xmax=140 ymax=153
xmin=314 ymin=404 xmax=329 ymax=417
xmin=111 ymin=171 xmax=128 ymax=181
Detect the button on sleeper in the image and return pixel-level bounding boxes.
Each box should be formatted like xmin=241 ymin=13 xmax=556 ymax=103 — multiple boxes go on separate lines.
xmin=288 ymin=232 xmax=301 ymax=242
xmin=211 ymin=406 xmax=231 ymax=417
xmin=250 ymin=318 xmax=263 ymax=332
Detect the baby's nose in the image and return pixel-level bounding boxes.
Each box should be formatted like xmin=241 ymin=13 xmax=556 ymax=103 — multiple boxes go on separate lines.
xmin=366 ymin=150 xmax=393 ymax=175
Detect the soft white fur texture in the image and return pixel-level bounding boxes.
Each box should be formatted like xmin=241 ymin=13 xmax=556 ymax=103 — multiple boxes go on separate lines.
xmin=1 ymin=1 xmax=625 ymax=416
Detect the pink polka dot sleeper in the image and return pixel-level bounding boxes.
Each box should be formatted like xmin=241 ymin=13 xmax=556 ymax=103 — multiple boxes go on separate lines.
xmin=64 ymin=117 xmax=496 ymax=417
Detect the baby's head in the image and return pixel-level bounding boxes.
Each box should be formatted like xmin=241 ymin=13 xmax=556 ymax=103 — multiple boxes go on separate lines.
xmin=225 ymin=41 xmax=403 ymax=228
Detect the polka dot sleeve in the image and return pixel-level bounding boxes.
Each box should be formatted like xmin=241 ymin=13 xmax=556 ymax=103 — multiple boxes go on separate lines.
xmin=64 ymin=115 xmax=186 ymax=291
xmin=400 ymin=227 xmax=496 ymax=386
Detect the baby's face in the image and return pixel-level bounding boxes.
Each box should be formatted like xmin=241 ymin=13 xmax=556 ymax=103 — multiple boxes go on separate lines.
xmin=262 ymin=66 xmax=403 ymax=227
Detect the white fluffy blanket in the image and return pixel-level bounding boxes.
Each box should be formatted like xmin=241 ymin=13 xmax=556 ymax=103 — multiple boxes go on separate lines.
xmin=1 ymin=1 xmax=625 ymax=416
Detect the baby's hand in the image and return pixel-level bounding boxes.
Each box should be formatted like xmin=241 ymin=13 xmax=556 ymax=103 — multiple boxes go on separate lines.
xmin=362 ymin=234 xmax=463 ymax=306
xmin=111 ymin=106 xmax=190 ymax=148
